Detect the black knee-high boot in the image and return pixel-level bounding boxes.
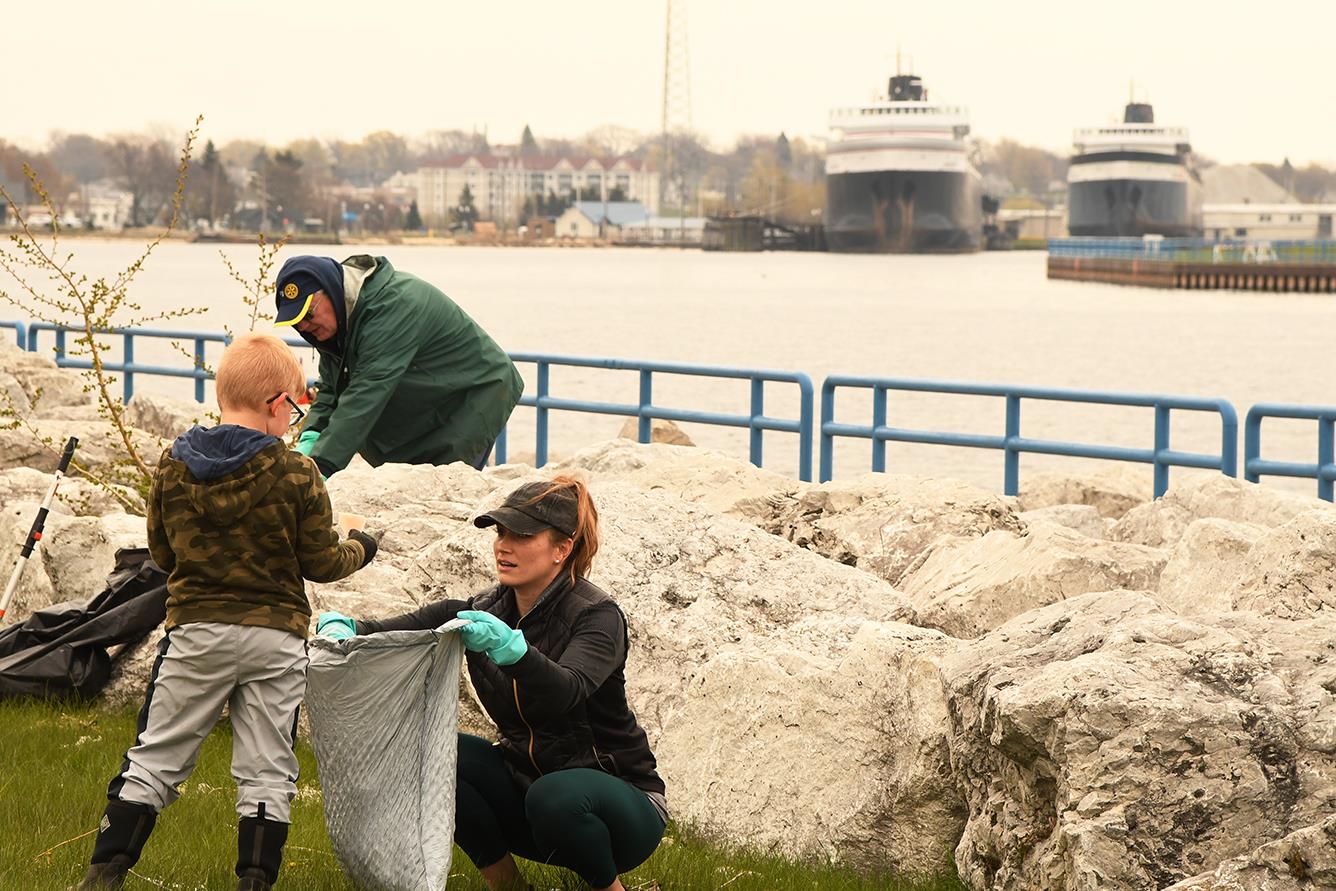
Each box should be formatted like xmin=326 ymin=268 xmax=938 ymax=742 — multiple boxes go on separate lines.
xmin=77 ymin=799 xmax=157 ymax=889
xmin=235 ymin=809 xmax=289 ymax=891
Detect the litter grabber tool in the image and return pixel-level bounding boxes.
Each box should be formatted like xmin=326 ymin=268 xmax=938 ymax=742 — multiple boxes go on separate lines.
xmin=0 ymin=436 xmax=78 ymax=623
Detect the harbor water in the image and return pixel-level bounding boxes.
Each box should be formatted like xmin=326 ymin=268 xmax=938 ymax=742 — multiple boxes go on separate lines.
xmin=3 ymin=240 xmax=1333 ymax=496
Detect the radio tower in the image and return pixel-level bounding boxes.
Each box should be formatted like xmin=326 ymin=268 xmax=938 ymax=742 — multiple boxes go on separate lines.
xmin=660 ymin=0 xmax=692 ymax=214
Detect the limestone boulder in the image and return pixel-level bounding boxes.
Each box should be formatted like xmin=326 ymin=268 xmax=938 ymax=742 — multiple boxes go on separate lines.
xmin=0 ymin=338 xmax=91 ymax=412
xmin=901 ymin=524 xmax=1168 ymax=638
xmin=616 ymin=417 xmax=695 ymax=447
xmin=1156 ymin=518 xmax=1266 ymax=616
xmin=0 ymin=505 xmax=145 ymax=625
xmin=1227 ymin=509 xmax=1336 ymax=620
xmin=1111 ymin=474 xmax=1327 ymax=549
xmin=765 ymin=473 xmax=1023 ymax=587
xmin=124 ymin=392 xmax=209 ymax=439
xmin=0 ymin=466 xmax=130 ymax=516
xmin=1016 ymin=464 xmax=1150 ymax=519
xmin=1017 ymin=504 xmax=1108 ymax=539
xmin=0 ymin=418 xmax=166 ymax=486
xmin=657 ymin=622 xmax=965 ymax=876
xmin=548 ymin=438 xmax=802 ymax=524
xmin=1164 ymin=815 xmax=1336 ymax=890
xmin=943 ymin=591 xmax=1336 ymax=891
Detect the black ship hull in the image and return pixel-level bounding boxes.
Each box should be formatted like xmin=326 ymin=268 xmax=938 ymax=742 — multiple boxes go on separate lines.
xmin=1068 ymin=178 xmax=1202 ymax=238
xmin=825 ymin=170 xmax=982 ymax=253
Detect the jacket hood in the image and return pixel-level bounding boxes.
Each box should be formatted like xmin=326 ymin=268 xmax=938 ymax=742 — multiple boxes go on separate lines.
xmin=169 ymin=426 xmax=284 ymax=524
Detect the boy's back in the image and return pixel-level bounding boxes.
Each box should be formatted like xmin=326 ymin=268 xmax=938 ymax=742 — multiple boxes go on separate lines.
xmin=149 ymin=426 xmax=364 ymax=637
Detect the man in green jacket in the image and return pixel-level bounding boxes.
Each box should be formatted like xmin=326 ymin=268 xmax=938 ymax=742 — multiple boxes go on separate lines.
xmin=274 ymin=254 xmax=523 ymax=478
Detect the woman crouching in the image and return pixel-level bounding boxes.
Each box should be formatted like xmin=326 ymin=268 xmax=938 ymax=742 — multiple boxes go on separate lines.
xmin=319 ymin=477 xmax=666 ymax=890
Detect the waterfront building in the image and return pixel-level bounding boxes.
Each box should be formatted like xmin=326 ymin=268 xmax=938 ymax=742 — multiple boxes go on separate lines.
xmin=1203 ymin=203 xmax=1336 ymax=240
xmin=417 ymin=154 xmax=659 ymax=228
xmin=554 ymin=201 xmax=651 ymax=239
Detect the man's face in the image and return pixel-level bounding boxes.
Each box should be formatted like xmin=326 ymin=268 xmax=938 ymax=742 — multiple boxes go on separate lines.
xmin=295 ymin=291 xmax=338 ymax=342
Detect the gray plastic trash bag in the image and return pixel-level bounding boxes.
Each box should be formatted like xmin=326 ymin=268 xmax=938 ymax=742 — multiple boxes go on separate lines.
xmin=306 ymin=620 xmax=468 ymax=891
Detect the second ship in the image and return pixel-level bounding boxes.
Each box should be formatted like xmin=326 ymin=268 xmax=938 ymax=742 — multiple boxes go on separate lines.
xmin=1066 ymin=99 xmax=1203 ymax=237
xmin=825 ymin=73 xmax=983 ymax=253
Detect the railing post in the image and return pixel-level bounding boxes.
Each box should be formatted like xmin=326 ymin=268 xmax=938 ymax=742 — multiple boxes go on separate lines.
xmin=1153 ymin=404 xmax=1170 ymax=497
xmin=638 ymin=370 xmax=652 ymax=443
xmin=1319 ymin=416 xmax=1334 ymax=502
xmin=1219 ymin=402 xmax=1238 ymax=478
xmin=819 ymin=379 xmax=836 ymax=483
xmin=797 ymin=375 xmax=813 ymax=483
xmin=1243 ymin=409 xmax=1261 ymax=483
xmin=535 ymin=362 xmax=550 ymax=468
xmin=871 ymin=386 xmax=887 ymax=474
xmin=748 ymin=377 xmax=764 ymax=469
xmin=55 ymin=328 xmax=67 ymax=363
xmin=1003 ymin=394 xmax=1021 ymax=496
xmin=122 ymin=333 xmax=135 ymax=404
xmin=494 ymin=424 xmax=508 ymax=465
xmin=194 ymin=338 xmax=207 ymax=403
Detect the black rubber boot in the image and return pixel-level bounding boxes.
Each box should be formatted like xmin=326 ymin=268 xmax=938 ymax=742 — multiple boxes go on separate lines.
xmin=235 ymin=812 xmax=288 ymax=891
xmin=78 ymin=799 xmax=157 ymax=889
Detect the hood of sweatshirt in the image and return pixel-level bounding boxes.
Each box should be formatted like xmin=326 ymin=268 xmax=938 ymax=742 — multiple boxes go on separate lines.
xmin=169 ymin=425 xmax=284 ymax=525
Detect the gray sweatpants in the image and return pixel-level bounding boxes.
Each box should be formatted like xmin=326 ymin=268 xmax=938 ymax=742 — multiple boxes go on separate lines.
xmin=108 ymin=622 xmax=308 ymax=823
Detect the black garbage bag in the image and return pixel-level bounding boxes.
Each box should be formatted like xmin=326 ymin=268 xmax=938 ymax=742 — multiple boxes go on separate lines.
xmin=0 ymin=548 xmax=168 ymax=700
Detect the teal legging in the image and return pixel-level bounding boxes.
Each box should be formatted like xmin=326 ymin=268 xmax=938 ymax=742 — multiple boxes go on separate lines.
xmin=454 ymin=734 xmax=665 ymax=887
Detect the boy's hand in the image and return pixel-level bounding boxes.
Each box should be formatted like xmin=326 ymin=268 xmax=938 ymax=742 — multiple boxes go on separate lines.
xmin=457 ymin=610 xmax=527 ymax=666
xmin=317 ymin=611 xmax=356 ymax=640
xmin=348 ymin=529 xmax=377 ymax=567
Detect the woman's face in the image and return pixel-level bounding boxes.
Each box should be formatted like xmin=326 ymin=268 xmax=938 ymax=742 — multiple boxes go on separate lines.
xmin=492 ymin=524 xmax=572 ymax=593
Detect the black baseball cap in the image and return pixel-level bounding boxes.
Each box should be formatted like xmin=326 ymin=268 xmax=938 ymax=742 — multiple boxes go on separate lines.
xmin=474 ymin=481 xmax=578 ymax=538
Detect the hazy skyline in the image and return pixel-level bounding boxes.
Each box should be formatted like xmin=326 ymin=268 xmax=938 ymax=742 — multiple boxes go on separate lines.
xmin=8 ymin=0 xmax=1335 ymax=166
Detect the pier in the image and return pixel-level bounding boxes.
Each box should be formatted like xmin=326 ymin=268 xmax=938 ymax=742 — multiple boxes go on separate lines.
xmin=1047 ymin=237 xmax=1336 ymax=291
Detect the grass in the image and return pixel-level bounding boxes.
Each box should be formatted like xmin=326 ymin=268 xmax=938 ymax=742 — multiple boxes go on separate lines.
xmin=0 ymin=700 xmax=966 ymax=890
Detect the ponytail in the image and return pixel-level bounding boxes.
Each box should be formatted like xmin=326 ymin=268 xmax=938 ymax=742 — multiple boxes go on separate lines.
xmin=527 ymin=475 xmax=599 ymax=584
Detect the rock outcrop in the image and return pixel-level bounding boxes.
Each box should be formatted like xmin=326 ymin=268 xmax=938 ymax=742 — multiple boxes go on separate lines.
xmin=943 ymin=591 xmax=1336 ymax=890
xmin=765 ymin=473 xmax=1023 ymax=587
xmin=124 ymin=392 xmax=208 ymax=439
xmin=1016 ymin=465 xmax=1151 ymax=519
xmin=1111 ymin=474 xmax=1326 ymax=549
xmin=901 ymin=524 xmax=1168 ymax=638
xmin=1164 ymin=815 xmax=1336 ymax=890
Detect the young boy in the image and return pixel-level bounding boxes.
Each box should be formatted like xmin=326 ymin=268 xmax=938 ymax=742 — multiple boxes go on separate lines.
xmin=79 ymin=333 xmax=377 ymax=891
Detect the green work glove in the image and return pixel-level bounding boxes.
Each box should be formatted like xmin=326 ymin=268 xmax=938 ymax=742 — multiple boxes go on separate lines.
xmin=457 ymin=610 xmax=527 ymax=666
xmin=294 ymin=429 xmax=321 ymax=456
xmin=316 ymin=611 xmax=356 ymax=641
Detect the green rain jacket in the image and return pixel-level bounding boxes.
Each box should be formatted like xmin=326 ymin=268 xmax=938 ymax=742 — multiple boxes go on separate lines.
xmin=301 ymin=256 xmax=522 ymax=474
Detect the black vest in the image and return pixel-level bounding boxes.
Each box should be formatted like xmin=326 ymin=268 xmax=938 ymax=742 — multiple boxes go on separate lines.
xmin=468 ymin=577 xmax=665 ymax=796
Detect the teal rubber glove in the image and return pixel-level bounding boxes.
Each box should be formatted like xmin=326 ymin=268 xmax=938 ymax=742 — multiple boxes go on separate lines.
xmin=457 ymin=610 xmax=527 ymax=666
xmin=294 ymin=429 xmax=321 ymax=456
xmin=316 ymin=611 xmax=356 ymax=641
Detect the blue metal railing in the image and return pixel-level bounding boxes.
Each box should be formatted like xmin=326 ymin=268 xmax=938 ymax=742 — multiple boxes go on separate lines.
xmin=0 ymin=319 xmax=26 ymax=348
xmin=25 ymin=323 xmax=311 ymax=403
xmin=1049 ymin=237 xmax=1336 ymax=265
xmin=1244 ymin=403 xmax=1336 ymax=501
xmin=820 ymin=375 xmax=1238 ymax=496
xmin=497 ymin=353 xmax=815 ymax=481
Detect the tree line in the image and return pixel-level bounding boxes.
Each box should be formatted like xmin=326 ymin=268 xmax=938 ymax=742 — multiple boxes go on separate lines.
xmin=3 ymin=124 xmax=1321 ymax=233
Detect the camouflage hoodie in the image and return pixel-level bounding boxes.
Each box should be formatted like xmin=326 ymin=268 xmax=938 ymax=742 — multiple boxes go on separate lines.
xmin=146 ymin=425 xmax=366 ymax=637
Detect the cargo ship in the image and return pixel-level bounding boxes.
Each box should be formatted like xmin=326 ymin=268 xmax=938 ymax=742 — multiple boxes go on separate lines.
xmin=824 ymin=73 xmax=982 ymax=253
xmin=1067 ymin=100 xmax=1203 ymax=237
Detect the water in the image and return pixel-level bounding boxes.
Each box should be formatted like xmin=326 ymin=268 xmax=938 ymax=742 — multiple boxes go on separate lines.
xmin=3 ymin=239 xmax=1333 ymax=496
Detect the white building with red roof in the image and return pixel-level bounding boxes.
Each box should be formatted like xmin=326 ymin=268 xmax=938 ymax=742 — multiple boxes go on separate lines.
xmin=416 ymin=154 xmax=658 ymax=227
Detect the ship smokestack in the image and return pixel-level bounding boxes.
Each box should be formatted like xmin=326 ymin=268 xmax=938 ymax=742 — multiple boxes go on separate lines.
xmin=889 ymin=75 xmax=925 ymax=102
xmin=1123 ymin=102 xmax=1154 ymax=124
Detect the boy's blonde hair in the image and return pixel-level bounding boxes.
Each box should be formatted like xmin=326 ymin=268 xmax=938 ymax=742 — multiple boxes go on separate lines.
xmin=215 ymin=333 xmax=305 ymax=413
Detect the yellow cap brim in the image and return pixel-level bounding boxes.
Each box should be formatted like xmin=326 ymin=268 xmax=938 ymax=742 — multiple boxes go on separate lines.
xmin=274 ymin=292 xmax=314 ymax=328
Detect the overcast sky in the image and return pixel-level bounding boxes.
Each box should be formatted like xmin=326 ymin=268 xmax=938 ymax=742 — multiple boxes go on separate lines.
xmin=7 ymin=0 xmax=1334 ymax=166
